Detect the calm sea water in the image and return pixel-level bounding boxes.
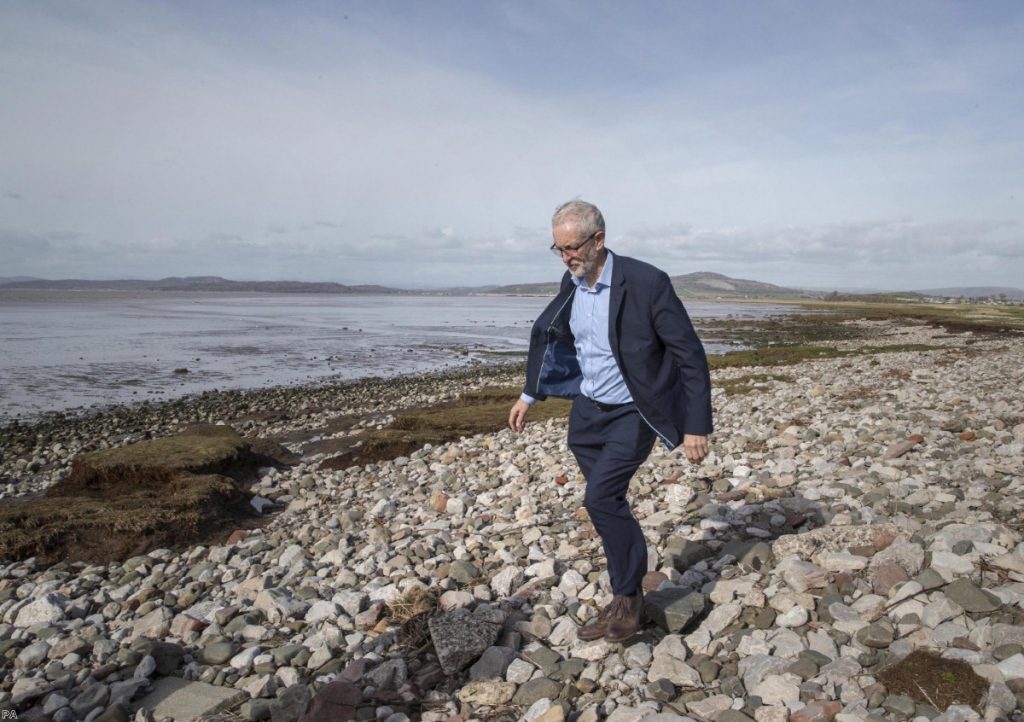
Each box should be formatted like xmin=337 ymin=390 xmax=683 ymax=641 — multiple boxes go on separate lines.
xmin=0 ymin=291 xmax=798 ymax=422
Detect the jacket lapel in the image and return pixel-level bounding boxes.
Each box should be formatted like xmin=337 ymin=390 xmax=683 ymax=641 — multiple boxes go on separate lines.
xmin=608 ymin=253 xmax=626 ymax=351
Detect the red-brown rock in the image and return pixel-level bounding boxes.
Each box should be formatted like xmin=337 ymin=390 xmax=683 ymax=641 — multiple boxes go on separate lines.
xmin=227 ymin=530 xmax=248 ymax=544
xmin=554 ymin=475 xmax=569 ymax=486
xmin=959 ymin=431 xmax=977 ymax=441
xmin=870 ymin=560 xmax=910 ymax=595
xmin=642 ymin=571 xmax=669 ymax=592
xmin=908 ymin=433 xmax=925 ymax=444
xmin=873 ymin=528 xmax=899 ymax=552
xmin=299 ymin=679 xmax=361 ymax=722
xmin=431 ymin=490 xmax=449 ymax=513
xmin=791 ymin=700 xmax=842 ymax=722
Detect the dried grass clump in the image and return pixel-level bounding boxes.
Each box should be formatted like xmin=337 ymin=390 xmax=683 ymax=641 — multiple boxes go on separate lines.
xmin=387 ymin=587 xmax=437 ymax=623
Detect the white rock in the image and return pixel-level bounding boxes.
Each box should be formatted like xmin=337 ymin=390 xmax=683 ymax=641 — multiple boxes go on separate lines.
xmin=647 ymin=654 xmax=701 ymax=688
xmin=304 ymin=601 xmax=340 ymax=623
xmin=685 ymin=695 xmax=732 ymax=720
xmin=996 ymin=653 xmax=1024 ymax=681
xmin=751 ymin=674 xmax=801 ymax=705
xmin=776 ymin=605 xmax=809 ymax=628
xmin=230 ymin=646 xmax=263 ymax=670
xmin=14 ymin=593 xmax=67 ymax=627
xmin=491 ymin=566 xmax=524 ymax=597
xmin=930 ymin=551 xmax=976 ymax=581
xmin=702 ymin=602 xmax=742 ymax=635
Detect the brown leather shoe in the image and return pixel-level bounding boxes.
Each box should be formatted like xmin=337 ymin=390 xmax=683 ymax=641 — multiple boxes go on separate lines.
xmin=577 ymin=597 xmax=617 ymax=641
xmin=605 ymin=591 xmax=644 ymax=643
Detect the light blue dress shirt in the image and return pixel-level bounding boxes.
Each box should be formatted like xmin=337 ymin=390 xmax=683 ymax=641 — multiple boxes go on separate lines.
xmin=520 ymin=251 xmax=633 ymax=406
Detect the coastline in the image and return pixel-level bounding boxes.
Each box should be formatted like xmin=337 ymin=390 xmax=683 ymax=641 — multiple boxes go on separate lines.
xmin=1 ymin=316 xmax=1023 ymax=720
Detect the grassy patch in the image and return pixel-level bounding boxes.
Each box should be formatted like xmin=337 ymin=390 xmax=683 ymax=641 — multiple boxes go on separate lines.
xmin=787 ymin=301 xmax=1024 ymax=335
xmin=877 ymin=649 xmax=986 ymax=712
xmin=717 ymin=373 xmax=795 ymax=395
xmin=320 ymin=387 xmax=571 ymax=469
xmin=709 ymin=343 xmax=943 ymax=371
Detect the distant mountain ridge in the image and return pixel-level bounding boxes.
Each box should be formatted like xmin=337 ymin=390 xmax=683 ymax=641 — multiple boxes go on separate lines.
xmin=487 ymin=271 xmax=807 ymax=298
xmin=0 ymin=276 xmax=405 ymax=294
xmin=2 ymin=275 xmax=1020 ymax=300
xmin=915 ymin=286 xmax=1024 ymax=300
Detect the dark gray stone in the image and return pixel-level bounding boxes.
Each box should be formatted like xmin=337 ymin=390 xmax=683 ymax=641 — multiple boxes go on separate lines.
xmin=945 ymin=578 xmax=1002 ymax=613
xmin=428 ymin=608 xmax=502 ymax=675
xmin=553 ymin=658 xmax=586 ymax=681
xmin=914 ymin=568 xmax=945 ymax=591
xmin=202 ymin=640 xmax=239 ymax=665
xmin=269 ymin=683 xmax=311 ymax=722
xmin=521 ymin=644 xmax=562 ymax=675
xmin=271 ymin=644 xmax=306 ymax=666
xmin=468 ymin=646 xmax=517 ymax=680
xmin=787 ymin=657 xmax=819 ymax=680
xmin=448 ymin=560 xmax=480 ymax=584
xmin=71 ymin=683 xmax=110 ymax=718
xmin=133 ymin=641 xmax=185 ymax=675
xmin=882 ymin=694 xmax=917 ymax=719
xmin=108 ymin=678 xmax=149 ymax=707
xmin=363 ymin=658 xmax=408 ymax=691
xmin=753 ymin=608 xmax=776 ymax=629
xmin=94 ymin=703 xmax=131 ymax=722
xmin=720 ymin=540 xmax=774 ymax=572
xmin=994 ymin=643 xmax=1024 ymax=661
xmin=647 ymin=678 xmax=675 ymax=701
xmin=240 ymin=698 xmax=273 ymax=721
xmin=511 ymin=677 xmax=562 ymax=706
xmin=666 ymin=539 xmax=714 ymax=570
xmin=697 ymin=660 xmax=720 ymax=683
xmin=645 ymin=589 xmax=706 ymax=633
xmin=856 ymin=622 xmax=895 ymax=649
xmin=952 ymin=540 xmax=974 ymax=555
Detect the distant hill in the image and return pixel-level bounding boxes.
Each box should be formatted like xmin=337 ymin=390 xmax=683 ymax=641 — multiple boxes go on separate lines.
xmin=671 ymin=271 xmax=805 ymax=298
xmin=915 ymin=286 xmax=1024 ymax=300
xmin=12 ymin=274 xmax=1014 ymax=301
xmin=0 ymin=276 xmax=406 ymax=294
xmin=484 ymin=271 xmax=807 ymax=299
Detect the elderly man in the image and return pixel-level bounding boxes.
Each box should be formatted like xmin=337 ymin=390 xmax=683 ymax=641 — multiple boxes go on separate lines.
xmin=508 ymin=199 xmax=712 ymax=643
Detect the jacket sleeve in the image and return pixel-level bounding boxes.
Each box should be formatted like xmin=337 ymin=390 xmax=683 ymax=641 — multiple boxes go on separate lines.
xmin=650 ymin=272 xmax=713 ymax=435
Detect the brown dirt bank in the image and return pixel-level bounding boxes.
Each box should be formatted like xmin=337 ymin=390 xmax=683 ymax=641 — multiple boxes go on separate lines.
xmin=0 ymin=425 xmax=293 ymax=564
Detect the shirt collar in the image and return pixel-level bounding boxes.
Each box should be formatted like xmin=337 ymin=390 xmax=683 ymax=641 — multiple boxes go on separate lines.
xmin=571 ymin=249 xmax=614 ymax=291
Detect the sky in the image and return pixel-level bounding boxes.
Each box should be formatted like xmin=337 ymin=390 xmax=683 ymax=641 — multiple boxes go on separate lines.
xmin=1 ymin=1 xmax=1022 ymax=290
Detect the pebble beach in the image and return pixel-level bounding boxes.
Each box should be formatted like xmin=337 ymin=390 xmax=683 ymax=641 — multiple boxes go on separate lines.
xmin=2 ymin=317 xmax=1024 ymax=722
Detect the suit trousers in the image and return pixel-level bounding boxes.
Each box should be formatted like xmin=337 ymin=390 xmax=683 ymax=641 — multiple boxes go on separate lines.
xmin=568 ymin=396 xmax=656 ymax=597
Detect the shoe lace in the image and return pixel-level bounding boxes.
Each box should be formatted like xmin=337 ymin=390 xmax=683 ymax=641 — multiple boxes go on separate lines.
xmin=605 ymin=595 xmax=633 ymax=621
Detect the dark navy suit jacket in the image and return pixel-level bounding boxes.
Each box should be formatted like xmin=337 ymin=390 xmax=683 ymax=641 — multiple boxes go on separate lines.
xmin=523 ymin=252 xmax=713 ymax=449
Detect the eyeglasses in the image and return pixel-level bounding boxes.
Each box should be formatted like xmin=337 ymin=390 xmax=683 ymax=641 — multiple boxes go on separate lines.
xmin=550 ymin=231 xmax=600 ymax=257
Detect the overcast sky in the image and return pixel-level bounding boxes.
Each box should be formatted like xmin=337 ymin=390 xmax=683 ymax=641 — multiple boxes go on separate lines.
xmin=1 ymin=2 xmax=1022 ymax=290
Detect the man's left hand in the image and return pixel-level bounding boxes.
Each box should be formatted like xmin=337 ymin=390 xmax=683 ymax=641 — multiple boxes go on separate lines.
xmin=682 ymin=434 xmax=709 ymax=464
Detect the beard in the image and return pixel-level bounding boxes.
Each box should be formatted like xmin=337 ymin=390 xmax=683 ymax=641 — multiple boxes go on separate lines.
xmin=567 ymin=250 xmax=600 ymax=279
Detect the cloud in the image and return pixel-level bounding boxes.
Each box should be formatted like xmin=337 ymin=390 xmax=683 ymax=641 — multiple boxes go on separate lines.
xmin=4 ymin=191 xmax=22 ymax=200
xmin=0 ymin=3 xmax=1021 ymax=289
xmin=619 ymin=219 xmax=1021 ymax=266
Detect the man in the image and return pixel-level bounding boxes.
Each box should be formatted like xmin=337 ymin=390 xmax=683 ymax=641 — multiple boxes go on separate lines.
xmin=508 ymin=199 xmax=712 ymax=643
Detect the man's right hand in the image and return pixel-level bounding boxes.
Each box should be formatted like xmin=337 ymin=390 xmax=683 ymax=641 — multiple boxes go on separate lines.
xmin=508 ymin=399 xmax=530 ymax=432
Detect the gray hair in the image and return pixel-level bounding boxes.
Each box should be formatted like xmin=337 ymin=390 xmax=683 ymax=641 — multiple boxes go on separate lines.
xmin=552 ymin=199 xmax=605 ymax=239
